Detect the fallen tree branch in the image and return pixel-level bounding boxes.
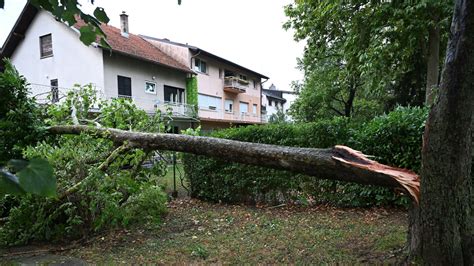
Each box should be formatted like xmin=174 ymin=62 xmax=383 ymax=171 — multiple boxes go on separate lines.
xmin=48 ymin=125 xmax=420 ymax=203
xmin=59 ymin=141 xmax=136 ymax=200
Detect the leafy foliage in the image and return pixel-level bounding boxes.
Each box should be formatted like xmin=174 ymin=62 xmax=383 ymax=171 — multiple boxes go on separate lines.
xmin=184 ymin=107 xmax=428 ymax=207
xmin=284 ymin=1 xmax=451 ymax=122
xmin=0 ymin=88 xmax=169 ymax=246
xmin=0 ymin=59 xmax=44 ymax=164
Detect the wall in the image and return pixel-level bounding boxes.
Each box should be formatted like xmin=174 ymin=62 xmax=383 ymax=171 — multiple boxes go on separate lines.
xmin=103 ymin=52 xmax=187 ymax=112
xmin=195 ymin=54 xmax=263 ymax=124
xmin=11 ymin=11 xmax=104 ymax=96
xmin=144 ymin=38 xmax=190 ymax=67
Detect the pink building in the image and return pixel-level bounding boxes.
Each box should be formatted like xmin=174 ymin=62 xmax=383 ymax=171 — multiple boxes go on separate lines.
xmin=143 ymin=36 xmax=269 ymax=131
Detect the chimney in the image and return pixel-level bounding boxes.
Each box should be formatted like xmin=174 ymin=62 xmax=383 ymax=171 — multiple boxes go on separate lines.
xmin=120 ymin=11 xmax=129 ymax=37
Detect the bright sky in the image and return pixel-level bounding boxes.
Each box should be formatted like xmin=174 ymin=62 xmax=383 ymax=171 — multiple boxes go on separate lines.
xmin=0 ymin=0 xmax=304 ymax=89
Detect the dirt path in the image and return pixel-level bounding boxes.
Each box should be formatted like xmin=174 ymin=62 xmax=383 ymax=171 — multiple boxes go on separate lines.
xmin=1 ymin=199 xmax=408 ymax=264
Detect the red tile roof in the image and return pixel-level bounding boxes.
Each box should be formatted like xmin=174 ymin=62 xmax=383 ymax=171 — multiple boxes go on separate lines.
xmin=74 ymin=20 xmax=192 ymax=73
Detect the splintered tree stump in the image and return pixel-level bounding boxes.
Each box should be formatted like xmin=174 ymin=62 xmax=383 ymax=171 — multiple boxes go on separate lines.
xmin=48 ymin=125 xmax=420 ymax=203
xmin=332 ymin=146 xmax=419 ymax=203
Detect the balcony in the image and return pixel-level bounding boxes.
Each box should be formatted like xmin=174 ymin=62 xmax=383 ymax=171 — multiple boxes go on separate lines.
xmin=155 ymin=101 xmax=197 ymax=118
xmin=198 ymin=107 xmax=267 ymax=124
xmin=224 ymin=76 xmax=248 ymax=93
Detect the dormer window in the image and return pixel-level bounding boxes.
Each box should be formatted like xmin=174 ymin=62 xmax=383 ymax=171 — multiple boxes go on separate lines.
xmin=40 ymin=34 xmax=53 ymax=58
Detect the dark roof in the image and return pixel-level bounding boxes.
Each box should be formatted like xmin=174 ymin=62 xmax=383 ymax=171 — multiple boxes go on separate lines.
xmin=141 ymin=35 xmax=269 ymax=79
xmin=73 ymin=20 xmax=192 ymax=73
xmin=0 ymin=3 xmax=38 ymax=69
xmin=262 ymin=89 xmax=286 ymax=102
xmin=1 ymin=3 xmax=192 ymax=74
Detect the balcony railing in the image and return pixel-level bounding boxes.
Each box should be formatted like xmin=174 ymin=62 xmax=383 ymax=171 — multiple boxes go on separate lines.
xmin=155 ymin=101 xmax=197 ymax=118
xmin=28 ymin=83 xmax=197 ymax=119
xmin=223 ymin=76 xmax=248 ymax=93
xmin=198 ymin=107 xmax=267 ymax=124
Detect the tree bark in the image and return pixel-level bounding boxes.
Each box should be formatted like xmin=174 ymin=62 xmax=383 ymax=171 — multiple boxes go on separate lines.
xmin=411 ymin=0 xmax=474 ymax=264
xmin=47 ymin=125 xmax=420 ymax=202
xmin=425 ymin=24 xmax=440 ymax=106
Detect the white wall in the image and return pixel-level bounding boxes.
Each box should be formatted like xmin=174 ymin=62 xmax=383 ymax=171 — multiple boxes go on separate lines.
xmin=282 ymin=91 xmax=298 ymax=121
xmin=103 ymin=52 xmax=187 ymax=112
xmin=11 ymin=10 xmax=104 ymax=96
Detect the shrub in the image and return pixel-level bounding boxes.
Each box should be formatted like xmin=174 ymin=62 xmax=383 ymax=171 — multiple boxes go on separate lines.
xmin=0 ymin=87 xmax=169 ymax=246
xmin=0 ymin=59 xmax=44 ymax=164
xmin=183 ymin=107 xmax=428 ymax=207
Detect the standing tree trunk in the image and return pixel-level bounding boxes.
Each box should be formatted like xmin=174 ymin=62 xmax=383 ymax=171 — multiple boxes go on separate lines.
xmin=411 ymin=0 xmax=474 ymax=264
xmin=425 ymin=24 xmax=440 ymax=106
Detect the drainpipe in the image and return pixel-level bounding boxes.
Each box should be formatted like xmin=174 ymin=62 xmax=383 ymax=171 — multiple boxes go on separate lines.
xmin=190 ymin=49 xmax=202 ymax=70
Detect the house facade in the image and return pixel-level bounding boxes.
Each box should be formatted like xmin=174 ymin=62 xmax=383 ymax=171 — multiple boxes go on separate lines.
xmin=262 ymin=84 xmax=298 ymax=121
xmin=143 ymin=36 xmax=269 ymax=131
xmin=1 ymin=4 xmax=268 ymax=131
xmin=1 ymin=5 xmax=196 ymax=131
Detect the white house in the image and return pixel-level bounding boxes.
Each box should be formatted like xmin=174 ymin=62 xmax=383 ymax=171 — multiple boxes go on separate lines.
xmin=1 ymin=3 xmax=270 ymax=131
xmin=261 ymin=84 xmax=298 ymax=121
xmin=0 ymin=4 xmax=196 ymax=130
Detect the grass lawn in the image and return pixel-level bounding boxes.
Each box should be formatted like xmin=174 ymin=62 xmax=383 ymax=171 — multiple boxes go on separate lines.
xmin=1 ymin=198 xmax=408 ymax=264
xmin=0 ymin=164 xmax=408 ymax=263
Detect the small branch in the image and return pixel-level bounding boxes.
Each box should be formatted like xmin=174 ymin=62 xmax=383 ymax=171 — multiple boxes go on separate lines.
xmin=79 ymin=118 xmax=102 ymax=128
xmin=329 ymin=105 xmax=345 ymax=116
xmin=70 ymin=98 xmax=79 ymax=126
xmin=58 ymin=142 xmax=136 ymax=200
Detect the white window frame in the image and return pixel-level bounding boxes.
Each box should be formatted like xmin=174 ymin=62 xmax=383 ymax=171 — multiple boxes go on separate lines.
xmin=198 ymin=93 xmax=221 ymax=111
xmin=225 ymin=99 xmax=234 ymax=113
xmin=145 ymin=81 xmax=157 ymax=94
xmin=240 ymin=101 xmax=249 ymax=114
xmin=252 ymin=104 xmax=257 ymax=114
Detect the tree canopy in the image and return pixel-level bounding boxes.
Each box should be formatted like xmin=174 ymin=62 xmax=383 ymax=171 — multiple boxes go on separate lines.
xmin=284 ymin=1 xmax=452 ymax=121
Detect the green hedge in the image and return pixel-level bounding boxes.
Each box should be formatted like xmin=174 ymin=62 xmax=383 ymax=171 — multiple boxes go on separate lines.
xmin=183 ymin=107 xmax=428 ymax=207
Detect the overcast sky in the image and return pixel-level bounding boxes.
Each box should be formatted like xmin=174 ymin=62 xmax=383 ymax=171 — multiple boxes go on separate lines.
xmin=0 ymin=0 xmax=304 ymax=90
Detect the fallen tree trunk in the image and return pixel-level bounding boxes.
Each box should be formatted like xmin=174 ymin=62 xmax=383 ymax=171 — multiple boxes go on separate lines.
xmin=48 ymin=125 xmax=420 ymax=202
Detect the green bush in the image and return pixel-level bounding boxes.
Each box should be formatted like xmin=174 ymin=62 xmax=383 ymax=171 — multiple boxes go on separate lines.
xmin=0 ymin=59 xmax=44 ymax=164
xmin=183 ymin=106 xmax=428 ymax=207
xmin=0 ymin=87 xmax=169 ymax=246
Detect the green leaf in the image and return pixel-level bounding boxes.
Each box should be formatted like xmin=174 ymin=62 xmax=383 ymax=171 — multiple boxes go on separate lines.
xmin=0 ymin=170 xmax=25 ymax=196
xmin=17 ymin=158 xmax=56 ymax=197
xmin=79 ymin=25 xmax=97 ymax=46
xmin=178 ymin=0 xmax=182 ymax=5
xmin=93 ymin=7 xmax=109 ymax=24
xmin=0 ymin=0 xmax=4 ymax=9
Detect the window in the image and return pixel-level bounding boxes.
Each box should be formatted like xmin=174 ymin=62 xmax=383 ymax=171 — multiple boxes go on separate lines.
xmin=225 ymin=99 xmax=234 ymax=113
xmin=40 ymin=34 xmax=53 ymax=58
xmin=269 ymin=100 xmax=272 ymax=106
xmin=224 ymin=70 xmax=235 ymax=78
xmin=238 ymin=74 xmax=247 ymax=81
xmin=253 ymin=104 xmax=257 ymax=114
xmin=164 ymin=85 xmax=185 ymax=103
xmin=198 ymin=94 xmax=221 ymax=110
xmin=50 ymin=79 xmax=59 ymax=103
xmin=117 ymin=75 xmax=132 ymax=97
xmin=240 ymin=102 xmax=249 ymax=113
xmin=253 ymin=79 xmax=257 ymax=90
xmin=145 ymin=82 xmax=156 ymax=94
xmin=194 ymin=58 xmax=207 ymax=73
